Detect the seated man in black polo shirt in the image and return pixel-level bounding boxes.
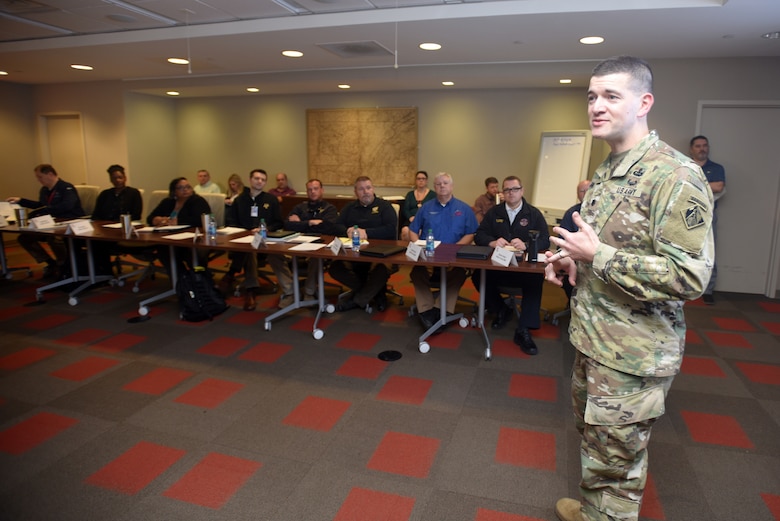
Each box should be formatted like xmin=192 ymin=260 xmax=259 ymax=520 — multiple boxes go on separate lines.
xmin=330 ymin=176 xmax=397 ymax=312
xmin=473 ymin=176 xmax=549 ymax=355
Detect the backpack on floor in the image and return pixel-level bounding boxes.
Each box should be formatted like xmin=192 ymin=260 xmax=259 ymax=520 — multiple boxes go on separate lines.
xmin=177 ymin=266 xmax=229 ymax=321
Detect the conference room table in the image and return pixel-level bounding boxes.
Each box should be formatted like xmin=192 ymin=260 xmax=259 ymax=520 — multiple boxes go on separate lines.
xmin=1 ymin=220 xmax=547 ymax=359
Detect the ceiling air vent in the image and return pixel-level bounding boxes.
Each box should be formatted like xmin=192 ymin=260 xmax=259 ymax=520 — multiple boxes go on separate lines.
xmin=317 ymin=40 xmax=393 ymax=58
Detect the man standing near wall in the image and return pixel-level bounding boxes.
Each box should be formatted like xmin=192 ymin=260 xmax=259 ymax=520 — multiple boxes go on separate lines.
xmin=689 ymin=135 xmax=725 ymax=304
xmin=544 ymin=56 xmax=714 ymax=521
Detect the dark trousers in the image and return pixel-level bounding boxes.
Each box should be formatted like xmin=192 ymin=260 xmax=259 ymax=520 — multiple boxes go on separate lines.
xmin=17 ymin=234 xmax=68 ymax=267
xmin=329 ymin=260 xmax=389 ymax=307
xmin=472 ymin=270 xmax=544 ymax=330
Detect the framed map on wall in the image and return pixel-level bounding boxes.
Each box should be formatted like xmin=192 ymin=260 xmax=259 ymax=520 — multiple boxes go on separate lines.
xmin=306 ymin=107 xmax=418 ymax=187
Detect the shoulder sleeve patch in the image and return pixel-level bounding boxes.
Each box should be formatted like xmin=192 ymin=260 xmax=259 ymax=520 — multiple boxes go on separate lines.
xmin=660 ymin=182 xmax=711 ymax=254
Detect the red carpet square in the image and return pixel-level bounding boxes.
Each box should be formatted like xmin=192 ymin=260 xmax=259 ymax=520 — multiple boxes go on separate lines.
xmin=91 ymin=333 xmax=147 ymax=353
xmin=688 ymin=297 xmax=706 ymax=307
xmin=680 ymin=410 xmax=754 ymax=449
xmin=290 ymin=316 xmax=333 ymax=332
xmin=371 ymin=308 xmax=407 ymax=323
xmin=282 ymin=395 xmax=351 ymax=432
xmin=336 ymin=332 xmax=381 ymax=352
xmin=238 ymin=342 xmax=292 ymax=363
xmin=639 ymin=472 xmax=665 ymax=520
xmin=533 ymin=323 xmax=560 ymax=340
xmin=0 ymin=306 xmax=33 ymax=322
xmin=50 ymin=356 xmax=120 ymax=382
xmin=367 ymin=431 xmax=440 ymax=478
xmin=0 ymin=347 xmax=56 ymax=371
xmin=196 ymin=336 xmax=250 ymax=357
xmin=123 ymin=367 xmax=194 ymax=395
xmin=0 ymin=412 xmax=79 ymax=455
xmin=336 ymin=355 xmax=387 ymax=380
xmin=475 ymin=508 xmax=544 ymax=521
xmin=173 ymin=378 xmax=244 ymax=409
xmin=428 ymin=331 xmax=463 ymax=350
xmin=712 ymin=317 xmax=755 ymax=332
xmin=680 ymin=356 xmax=726 ymax=378
xmin=735 ymin=362 xmax=780 ymax=385
xmin=23 ymin=313 xmax=78 ymax=330
xmin=495 ymin=427 xmax=556 ymax=471
xmin=85 ymin=441 xmax=185 ymax=495
xmin=334 ymin=487 xmax=415 ymax=521
xmin=704 ymin=331 xmax=752 ymax=349
xmin=376 ymin=376 xmax=433 ymax=405
xmin=761 ymin=493 xmax=780 ymax=519
xmin=761 ymin=321 xmax=780 ymax=335
xmin=56 ymin=328 xmax=111 ymax=347
xmin=492 ymin=339 xmax=529 ymax=359
xmin=163 ymin=452 xmax=262 ymax=509
xmin=759 ymin=301 xmax=780 ymax=313
xmin=685 ymin=329 xmax=703 ymax=344
xmin=508 ymin=374 xmax=557 ymax=402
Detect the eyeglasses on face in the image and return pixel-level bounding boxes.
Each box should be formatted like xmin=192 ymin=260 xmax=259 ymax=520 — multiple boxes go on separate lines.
xmin=502 ymin=186 xmax=523 ymax=194
xmin=176 ymin=184 xmax=193 ymax=191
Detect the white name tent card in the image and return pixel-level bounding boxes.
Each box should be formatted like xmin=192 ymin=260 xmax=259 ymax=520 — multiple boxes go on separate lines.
xmin=251 ymin=232 xmax=265 ymax=249
xmin=30 ymin=215 xmax=56 ymax=229
xmin=66 ymin=219 xmax=95 ymax=235
xmin=491 ymin=246 xmax=518 ymax=267
xmin=328 ymin=237 xmax=344 ymax=255
xmin=0 ymin=215 xmax=7 ymax=227
xmin=406 ymin=241 xmax=422 ymax=261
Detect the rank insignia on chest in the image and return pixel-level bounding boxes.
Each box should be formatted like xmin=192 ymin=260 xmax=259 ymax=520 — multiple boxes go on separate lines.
xmin=263 ymin=203 xmax=270 ymax=210
xmin=496 ymin=218 xmax=504 ymax=223
xmin=519 ymin=218 xmax=529 ymax=227
xmin=371 ymin=207 xmax=379 ymax=214
xmin=631 ymin=168 xmax=645 ymax=177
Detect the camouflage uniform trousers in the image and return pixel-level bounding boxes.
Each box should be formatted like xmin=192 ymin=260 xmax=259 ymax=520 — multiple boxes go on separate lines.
xmin=570 ymin=350 xmax=674 ymax=521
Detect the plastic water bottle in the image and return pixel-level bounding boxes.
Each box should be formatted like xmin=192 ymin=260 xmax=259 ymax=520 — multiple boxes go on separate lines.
xmin=351 ymin=225 xmax=361 ymax=252
xmin=207 ymin=214 xmax=217 ymax=242
xmin=259 ymin=218 xmax=267 ymax=241
xmin=425 ymin=228 xmax=435 ymax=258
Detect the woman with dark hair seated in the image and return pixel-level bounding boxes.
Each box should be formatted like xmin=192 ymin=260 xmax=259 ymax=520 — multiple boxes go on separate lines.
xmin=147 ymin=177 xmax=211 ymax=273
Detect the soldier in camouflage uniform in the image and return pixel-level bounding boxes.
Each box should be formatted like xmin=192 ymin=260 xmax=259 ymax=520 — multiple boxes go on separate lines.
xmin=544 ymin=56 xmax=714 ymax=521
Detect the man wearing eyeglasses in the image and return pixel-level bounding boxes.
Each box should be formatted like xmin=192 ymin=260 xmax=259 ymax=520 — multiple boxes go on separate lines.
xmin=473 ymin=176 xmax=549 ymax=355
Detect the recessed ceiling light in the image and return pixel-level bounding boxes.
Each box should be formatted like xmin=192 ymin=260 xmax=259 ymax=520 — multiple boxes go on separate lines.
xmin=166 ymin=91 xmax=180 ymax=96
xmin=70 ymin=64 xmax=93 ymax=71
xmin=338 ymin=84 xmax=351 ymax=89
xmin=762 ymin=31 xmax=780 ymax=39
xmin=559 ymin=79 xmax=572 ymax=84
xmin=442 ymin=81 xmax=454 ymax=86
xmin=0 ymin=71 xmax=8 ymax=76
xmin=247 ymin=87 xmax=260 ymax=93
xmin=168 ymin=58 xmax=189 ymax=65
xmin=579 ymin=36 xmax=604 ymax=45
xmin=419 ymin=42 xmax=442 ymax=51
xmin=282 ymin=50 xmax=303 ymax=58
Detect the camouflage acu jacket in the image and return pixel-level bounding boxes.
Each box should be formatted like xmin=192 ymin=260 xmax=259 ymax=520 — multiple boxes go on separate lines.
xmin=570 ymin=131 xmax=714 ymax=377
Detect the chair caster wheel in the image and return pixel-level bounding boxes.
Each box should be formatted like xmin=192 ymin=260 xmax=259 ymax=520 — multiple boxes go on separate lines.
xmin=68 ymin=297 xmax=78 ymax=306
xmin=132 ymin=286 xmax=140 ymax=293
xmin=138 ymin=306 xmax=149 ymax=316
xmin=419 ymin=342 xmax=430 ymax=354
xmin=485 ymin=348 xmax=492 ymax=361
xmin=313 ymin=329 xmax=324 ymax=340
xmin=325 ymin=304 xmax=335 ymax=313
xmin=264 ymin=321 xmax=272 ymax=331
xmin=458 ymin=317 xmax=469 ymax=328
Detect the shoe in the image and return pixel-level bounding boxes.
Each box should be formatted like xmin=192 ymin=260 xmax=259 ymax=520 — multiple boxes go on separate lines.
xmin=514 ymin=327 xmax=538 ymax=355
xmin=418 ymin=308 xmax=435 ymax=330
xmin=703 ymin=293 xmax=715 ymax=305
xmin=336 ymin=298 xmax=358 ymax=312
xmin=279 ymin=294 xmax=294 ymax=308
xmin=491 ymin=304 xmax=512 ymax=330
xmin=374 ymin=290 xmax=388 ymax=312
xmin=243 ymin=289 xmax=257 ymax=311
xmin=554 ymin=498 xmax=584 ymax=521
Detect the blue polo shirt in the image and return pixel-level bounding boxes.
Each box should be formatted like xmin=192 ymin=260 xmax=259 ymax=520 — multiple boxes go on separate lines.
xmin=411 ymin=196 xmax=478 ymax=244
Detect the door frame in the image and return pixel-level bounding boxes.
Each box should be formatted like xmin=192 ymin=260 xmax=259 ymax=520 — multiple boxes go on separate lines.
xmin=37 ymin=111 xmax=89 ymax=184
xmin=696 ymin=100 xmax=780 ymax=299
